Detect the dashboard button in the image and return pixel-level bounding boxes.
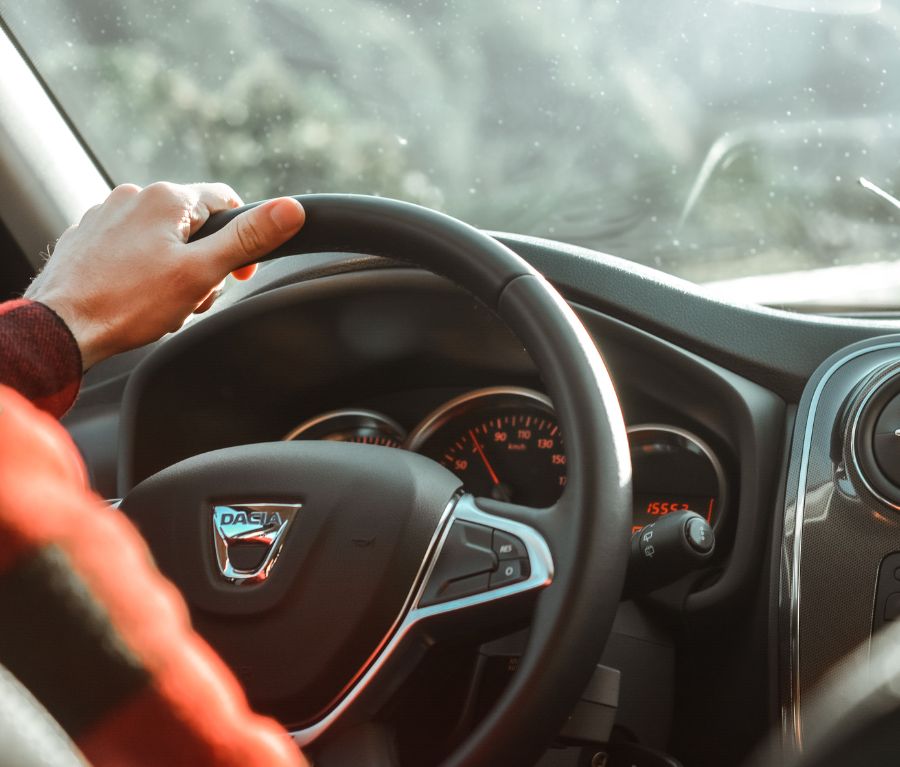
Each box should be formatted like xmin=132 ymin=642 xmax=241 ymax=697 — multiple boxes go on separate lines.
xmin=489 ymin=558 xmax=530 ymax=589
xmin=493 ymin=530 xmax=527 ymax=560
xmin=885 ymin=593 xmax=900 ymax=621
xmin=685 ymin=517 xmax=714 ymax=554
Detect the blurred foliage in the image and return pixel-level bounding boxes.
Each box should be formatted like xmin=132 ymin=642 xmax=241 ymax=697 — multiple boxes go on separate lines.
xmin=2 ymin=0 xmax=900 ymax=283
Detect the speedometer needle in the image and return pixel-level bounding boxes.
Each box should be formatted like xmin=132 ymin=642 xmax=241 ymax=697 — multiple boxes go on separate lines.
xmin=469 ymin=429 xmax=500 ymax=486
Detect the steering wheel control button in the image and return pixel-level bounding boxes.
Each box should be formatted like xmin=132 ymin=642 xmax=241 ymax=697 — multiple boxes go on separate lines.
xmin=429 ymin=573 xmax=491 ymax=605
xmin=493 ymin=529 xmax=528 ymax=560
xmin=685 ymin=517 xmax=714 ymax=554
xmin=489 ymin=558 xmax=530 ymax=589
xmin=419 ymin=520 xmax=498 ymax=607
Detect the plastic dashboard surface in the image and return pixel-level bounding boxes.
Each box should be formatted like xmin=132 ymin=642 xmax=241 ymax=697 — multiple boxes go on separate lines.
xmin=111 ymin=267 xmax=783 ymax=615
xmin=779 ymin=333 xmax=900 ymax=752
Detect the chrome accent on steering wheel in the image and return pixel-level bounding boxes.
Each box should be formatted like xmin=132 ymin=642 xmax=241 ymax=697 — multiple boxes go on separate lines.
xmin=290 ymin=493 xmax=553 ymax=747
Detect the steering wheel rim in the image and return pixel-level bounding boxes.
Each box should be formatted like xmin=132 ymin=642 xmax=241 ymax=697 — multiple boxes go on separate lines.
xmin=126 ymin=194 xmax=632 ymax=766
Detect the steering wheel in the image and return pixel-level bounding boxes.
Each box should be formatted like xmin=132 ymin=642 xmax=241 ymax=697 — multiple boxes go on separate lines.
xmin=119 ymin=195 xmax=632 ymax=766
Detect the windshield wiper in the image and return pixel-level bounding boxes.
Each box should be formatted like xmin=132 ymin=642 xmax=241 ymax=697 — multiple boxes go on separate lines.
xmin=859 ymin=176 xmax=900 ymax=212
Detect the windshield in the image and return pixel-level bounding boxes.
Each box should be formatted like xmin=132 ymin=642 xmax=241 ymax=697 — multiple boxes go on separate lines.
xmin=2 ymin=0 xmax=900 ymax=305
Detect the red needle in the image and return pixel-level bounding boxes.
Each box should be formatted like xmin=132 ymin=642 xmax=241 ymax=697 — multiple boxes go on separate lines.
xmin=469 ymin=429 xmax=500 ymax=486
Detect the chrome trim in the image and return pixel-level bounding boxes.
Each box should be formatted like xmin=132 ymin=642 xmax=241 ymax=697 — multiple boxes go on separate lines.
xmin=783 ymin=339 xmax=900 ymax=752
xmin=291 ymin=491 xmax=459 ymax=746
xmin=848 ymin=366 xmax=900 ymax=511
xmin=211 ymin=503 xmax=301 ymax=583
xmin=625 ymin=423 xmax=729 ymax=530
xmin=405 ymin=386 xmax=554 ymax=452
xmin=284 ymin=408 xmax=406 ymax=444
xmin=290 ymin=493 xmax=553 ymax=747
xmin=415 ymin=494 xmax=554 ymax=618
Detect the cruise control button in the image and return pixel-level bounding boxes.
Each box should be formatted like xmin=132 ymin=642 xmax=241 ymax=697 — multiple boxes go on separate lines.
xmin=418 ymin=521 xmax=497 ymax=607
xmin=489 ymin=558 xmax=530 ymax=589
xmin=493 ymin=530 xmax=528 ymax=560
xmin=420 ymin=573 xmax=490 ymax=606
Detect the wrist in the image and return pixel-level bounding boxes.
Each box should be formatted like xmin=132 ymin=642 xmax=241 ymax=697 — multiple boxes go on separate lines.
xmin=26 ymin=294 xmax=100 ymax=371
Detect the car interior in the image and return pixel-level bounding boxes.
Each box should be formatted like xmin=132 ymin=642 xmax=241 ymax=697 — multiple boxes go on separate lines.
xmin=3 ymin=2 xmax=900 ymax=766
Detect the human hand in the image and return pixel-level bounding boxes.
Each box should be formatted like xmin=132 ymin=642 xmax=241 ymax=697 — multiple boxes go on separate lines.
xmin=24 ymin=182 xmax=305 ymax=369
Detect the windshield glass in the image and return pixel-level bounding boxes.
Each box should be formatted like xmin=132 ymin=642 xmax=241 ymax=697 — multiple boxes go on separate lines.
xmin=2 ymin=0 xmax=899 ymax=305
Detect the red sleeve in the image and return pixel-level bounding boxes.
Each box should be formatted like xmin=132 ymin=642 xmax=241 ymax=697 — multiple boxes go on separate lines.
xmin=0 ymin=299 xmax=82 ymax=417
xmin=0 ymin=385 xmax=308 ymax=767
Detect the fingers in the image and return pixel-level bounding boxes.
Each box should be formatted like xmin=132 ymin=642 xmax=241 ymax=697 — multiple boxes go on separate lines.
xmin=186 ymin=182 xmax=244 ymax=237
xmin=193 ymin=279 xmax=226 ymax=315
xmin=108 ymin=183 xmax=142 ymax=201
xmin=189 ymin=197 xmax=305 ymax=277
xmin=230 ymin=264 xmax=258 ymax=281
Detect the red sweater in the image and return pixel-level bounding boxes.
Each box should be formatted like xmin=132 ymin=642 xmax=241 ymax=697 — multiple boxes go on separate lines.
xmin=0 ymin=300 xmax=306 ymax=767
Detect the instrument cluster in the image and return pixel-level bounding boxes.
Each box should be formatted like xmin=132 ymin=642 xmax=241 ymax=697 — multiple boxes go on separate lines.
xmin=285 ymin=387 xmax=728 ymax=531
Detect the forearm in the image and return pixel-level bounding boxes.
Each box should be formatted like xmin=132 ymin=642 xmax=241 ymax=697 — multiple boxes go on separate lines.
xmin=0 ymin=299 xmax=82 ymax=417
xmin=0 ymin=386 xmax=307 ymax=767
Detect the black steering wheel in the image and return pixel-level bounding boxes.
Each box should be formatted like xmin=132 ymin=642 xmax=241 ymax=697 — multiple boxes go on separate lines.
xmin=120 ymin=195 xmax=632 ymax=766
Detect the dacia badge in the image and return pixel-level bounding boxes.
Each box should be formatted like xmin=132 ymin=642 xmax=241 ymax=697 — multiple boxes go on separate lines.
xmin=211 ymin=503 xmax=301 ymax=583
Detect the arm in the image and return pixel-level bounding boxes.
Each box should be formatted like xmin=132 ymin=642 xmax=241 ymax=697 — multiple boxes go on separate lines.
xmin=0 ymin=299 xmax=81 ymax=417
xmin=0 ymin=182 xmax=309 ymax=765
xmin=8 ymin=181 xmax=304 ymax=414
xmin=0 ymin=385 xmax=307 ymax=767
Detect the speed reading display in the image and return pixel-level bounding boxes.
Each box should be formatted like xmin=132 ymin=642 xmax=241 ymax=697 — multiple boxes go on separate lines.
xmin=437 ymin=412 xmax=566 ymax=506
xmin=286 ymin=389 xmax=728 ymax=528
xmin=406 ymin=388 xmax=565 ymax=508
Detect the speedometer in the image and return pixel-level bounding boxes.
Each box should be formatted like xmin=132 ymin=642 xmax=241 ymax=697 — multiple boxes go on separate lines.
xmin=406 ymin=387 xmax=565 ymax=507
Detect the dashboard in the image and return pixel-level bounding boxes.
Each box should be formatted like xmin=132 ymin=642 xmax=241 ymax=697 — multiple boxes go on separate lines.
xmin=62 ymin=236 xmax=900 ymax=767
xmin=284 ymin=387 xmax=726 ymax=533
xmin=66 ymin=259 xmax=782 ymax=766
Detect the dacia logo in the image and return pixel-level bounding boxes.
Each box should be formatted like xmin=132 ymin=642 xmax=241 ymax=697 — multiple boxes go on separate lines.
xmin=216 ymin=509 xmax=284 ymax=527
xmin=211 ymin=503 xmax=302 ymax=584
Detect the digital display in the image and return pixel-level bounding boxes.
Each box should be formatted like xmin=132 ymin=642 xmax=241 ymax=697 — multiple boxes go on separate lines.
xmin=631 ymin=494 xmax=715 ymax=534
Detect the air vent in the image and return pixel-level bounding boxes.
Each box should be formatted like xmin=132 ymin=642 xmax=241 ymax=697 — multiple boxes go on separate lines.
xmin=847 ymin=362 xmax=900 ymax=509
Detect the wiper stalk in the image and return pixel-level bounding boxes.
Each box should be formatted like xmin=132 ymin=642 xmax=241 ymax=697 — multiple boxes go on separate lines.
xmin=859 ymin=176 xmax=900 ymax=212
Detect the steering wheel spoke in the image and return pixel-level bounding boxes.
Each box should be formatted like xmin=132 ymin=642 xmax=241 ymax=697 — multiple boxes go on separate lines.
xmin=409 ymin=494 xmax=554 ymax=637
xmin=293 ymin=495 xmax=556 ymax=749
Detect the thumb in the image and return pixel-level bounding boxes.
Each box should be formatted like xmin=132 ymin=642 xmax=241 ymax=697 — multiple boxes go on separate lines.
xmin=191 ymin=198 xmax=305 ymax=274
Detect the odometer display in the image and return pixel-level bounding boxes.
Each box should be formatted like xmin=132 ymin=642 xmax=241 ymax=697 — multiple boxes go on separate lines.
xmin=407 ymin=388 xmax=565 ymax=507
xmin=632 ymin=494 xmax=716 ymax=534
xmin=628 ymin=425 xmax=726 ymax=534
